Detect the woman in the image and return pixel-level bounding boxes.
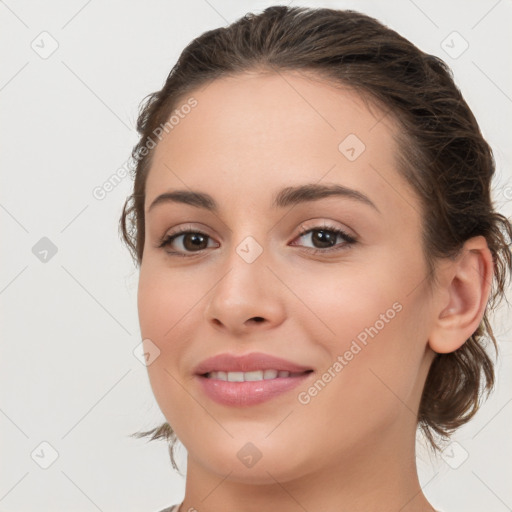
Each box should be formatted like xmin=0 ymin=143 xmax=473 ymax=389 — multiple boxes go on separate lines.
xmin=119 ymin=6 xmax=511 ymax=512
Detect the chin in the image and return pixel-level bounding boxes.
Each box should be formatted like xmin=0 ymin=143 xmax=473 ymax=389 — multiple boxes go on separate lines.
xmin=188 ymin=438 xmax=316 ymax=485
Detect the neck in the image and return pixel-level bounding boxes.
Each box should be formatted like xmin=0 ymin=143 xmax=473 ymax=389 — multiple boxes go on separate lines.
xmin=178 ymin=420 xmax=436 ymax=512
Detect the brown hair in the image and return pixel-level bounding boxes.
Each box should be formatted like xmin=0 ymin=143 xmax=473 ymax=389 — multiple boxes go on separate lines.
xmin=120 ymin=5 xmax=512 ymax=466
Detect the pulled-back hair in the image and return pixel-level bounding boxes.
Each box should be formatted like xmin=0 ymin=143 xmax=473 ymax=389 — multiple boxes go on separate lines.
xmin=120 ymin=5 xmax=512 ymax=467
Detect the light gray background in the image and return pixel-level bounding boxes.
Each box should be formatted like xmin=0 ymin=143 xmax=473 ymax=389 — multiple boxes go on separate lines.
xmin=1 ymin=1 xmax=511 ymax=511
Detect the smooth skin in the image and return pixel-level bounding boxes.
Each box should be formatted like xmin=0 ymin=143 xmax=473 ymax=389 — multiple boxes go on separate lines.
xmin=137 ymin=70 xmax=493 ymax=512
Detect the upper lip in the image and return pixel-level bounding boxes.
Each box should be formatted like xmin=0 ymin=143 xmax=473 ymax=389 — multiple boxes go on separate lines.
xmin=194 ymin=352 xmax=314 ymax=375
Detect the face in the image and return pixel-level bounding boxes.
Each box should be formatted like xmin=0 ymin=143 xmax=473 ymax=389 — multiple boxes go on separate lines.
xmin=138 ymin=71 xmax=437 ymax=483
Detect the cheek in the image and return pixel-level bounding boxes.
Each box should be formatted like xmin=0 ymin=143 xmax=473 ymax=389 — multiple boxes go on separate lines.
xmin=137 ymin=258 xmax=214 ymax=386
xmin=138 ymin=263 xmax=190 ymax=378
xmin=291 ymin=259 xmax=405 ymax=350
xmin=137 ymin=260 xmax=199 ymax=340
xmin=292 ymin=257 xmax=430 ymax=421
xmin=296 ymin=246 xmax=429 ymax=354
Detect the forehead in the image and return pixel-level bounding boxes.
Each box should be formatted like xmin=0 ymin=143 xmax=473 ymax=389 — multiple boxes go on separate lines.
xmin=145 ymin=70 xmax=416 ymax=219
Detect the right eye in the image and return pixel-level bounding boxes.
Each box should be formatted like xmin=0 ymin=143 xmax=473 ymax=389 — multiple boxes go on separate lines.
xmin=157 ymin=229 xmax=219 ymax=256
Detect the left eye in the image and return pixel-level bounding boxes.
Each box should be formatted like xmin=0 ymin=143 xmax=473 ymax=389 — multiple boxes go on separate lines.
xmin=157 ymin=224 xmax=356 ymax=256
xmin=292 ymin=224 xmax=356 ymax=253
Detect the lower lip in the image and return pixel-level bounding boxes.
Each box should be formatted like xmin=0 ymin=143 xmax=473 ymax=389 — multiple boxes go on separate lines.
xmin=196 ymin=373 xmax=313 ymax=407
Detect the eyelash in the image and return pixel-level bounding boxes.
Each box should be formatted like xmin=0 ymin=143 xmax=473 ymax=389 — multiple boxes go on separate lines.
xmin=157 ymin=223 xmax=357 ymax=257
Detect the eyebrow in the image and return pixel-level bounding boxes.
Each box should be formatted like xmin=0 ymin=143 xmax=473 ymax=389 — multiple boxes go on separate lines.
xmin=147 ymin=183 xmax=379 ymax=213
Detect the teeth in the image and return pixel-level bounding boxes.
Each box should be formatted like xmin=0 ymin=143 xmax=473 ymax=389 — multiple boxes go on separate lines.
xmin=206 ymin=369 xmax=296 ymax=381
xmin=246 ymin=370 xmax=267 ymax=381
xmin=263 ymin=369 xmax=279 ymax=380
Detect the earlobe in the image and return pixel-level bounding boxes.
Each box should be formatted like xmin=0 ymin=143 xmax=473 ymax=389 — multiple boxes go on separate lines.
xmin=428 ymin=236 xmax=494 ymax=354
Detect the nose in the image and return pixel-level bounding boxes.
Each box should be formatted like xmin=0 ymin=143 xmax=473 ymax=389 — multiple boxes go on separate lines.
xmin=203 ymin=239 xmax=286 ymax=337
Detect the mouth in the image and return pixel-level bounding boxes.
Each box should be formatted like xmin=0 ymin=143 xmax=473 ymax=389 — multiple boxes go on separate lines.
xmin=193 ymin=352 xmax=315 ymax=406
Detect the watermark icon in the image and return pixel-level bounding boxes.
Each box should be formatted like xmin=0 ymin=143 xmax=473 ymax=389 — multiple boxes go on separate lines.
xmin=236 ymin=236 xmax=263 ymax=263
xmin=92 ymin=96 xmax=198 ymax=201
xmin=32 ymin=237 xmax=58 ymax=263
xmin=441 ymin=441 xmax=469 ymax=469
xmin=31 ymin=441 xmax=59 ymax=469
xmin=503 ymin=186 xmax=512 ymax=201
xmin=133 ymin=338 xmax=161 ymax=366
xmin=338 ymin=133 xmax=366 ymax=161
xmin=297 ymin=301 xmax=403 ymax=405
xmin=440 ymin=31 xmax=469 ymax=60
xmin=237 ymin=442 xmax=263 ymax=468
xmin=31 ymin=31 xmax=59 ymax=59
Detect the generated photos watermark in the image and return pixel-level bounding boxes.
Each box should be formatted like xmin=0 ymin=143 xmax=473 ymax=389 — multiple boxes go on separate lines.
xmin=92 ymin=96 xmax=198 ymax=201
xmin=297 ymin=301 xmax=403 ymax=405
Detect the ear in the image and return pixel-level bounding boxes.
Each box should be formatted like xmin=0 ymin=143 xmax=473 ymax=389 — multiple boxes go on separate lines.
xmin=428 ymin=236 xmax=494 ymax=354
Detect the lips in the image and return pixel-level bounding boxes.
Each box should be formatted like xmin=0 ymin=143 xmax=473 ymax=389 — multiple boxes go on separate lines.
xmin=194 ymin=352 xmax=314 ymax=375
xmin=194 ymin=352 xmax=315 ymax=407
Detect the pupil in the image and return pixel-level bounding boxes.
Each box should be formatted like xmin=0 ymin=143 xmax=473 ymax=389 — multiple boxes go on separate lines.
xmin=314 ymin=230 xmax=335 ymax=248
xmin=185 ymin=233 xmax=207 ymax=250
